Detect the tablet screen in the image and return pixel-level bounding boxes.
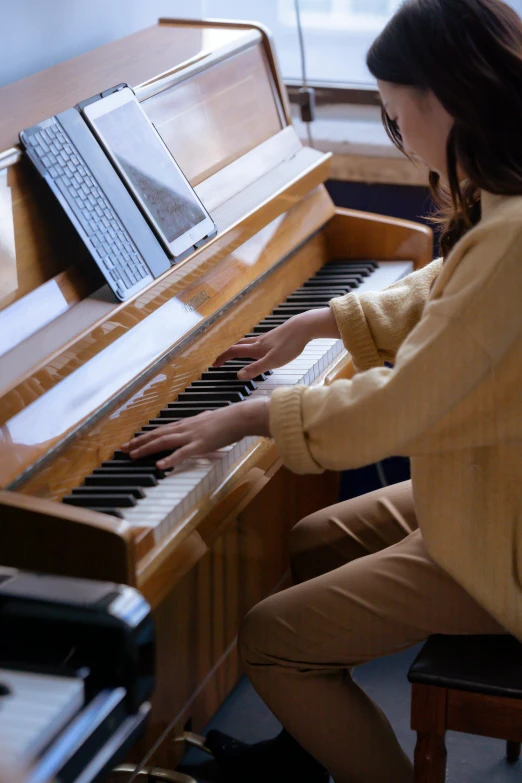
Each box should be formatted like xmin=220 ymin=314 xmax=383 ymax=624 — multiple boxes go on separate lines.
xmin=92 ymin=100 xmax=206 ymax=243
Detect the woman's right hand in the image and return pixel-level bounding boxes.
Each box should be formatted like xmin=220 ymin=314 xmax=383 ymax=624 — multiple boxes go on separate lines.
xmin=213 ymin=307 xmax=340 ymax=380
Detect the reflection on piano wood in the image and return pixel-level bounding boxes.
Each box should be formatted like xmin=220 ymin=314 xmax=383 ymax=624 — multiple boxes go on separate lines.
xmin=0 ymin=18 xmax=432 ymax=772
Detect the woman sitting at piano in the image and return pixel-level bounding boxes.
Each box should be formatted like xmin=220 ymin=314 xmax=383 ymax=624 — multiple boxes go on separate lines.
xmin=123 ymin=0 xmax=522 ymax=780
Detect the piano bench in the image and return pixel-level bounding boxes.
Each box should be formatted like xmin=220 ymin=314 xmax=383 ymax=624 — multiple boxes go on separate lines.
xmin=408 ymin=634 xmax=522 ymax=782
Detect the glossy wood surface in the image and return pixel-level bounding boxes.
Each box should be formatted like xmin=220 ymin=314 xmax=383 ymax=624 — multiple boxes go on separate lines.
xmin=0 ymin=489 xmax=136 ymax=584
xmin=325 ymin=206 xmax=433 ymax=269
xmin=0 ymin=23 xmax=253 ymax=152
xmin=143 ymin=43 xmax=282 ymax=186
xmin=6 ymin=199 xmax=432 ymax=608
xmin=0 ymin=157 xmax=93 ymax=312
xmin=14 ymin=201 xmax=332 ymax=502
xmin=0 ymin=167 xmax=332 ymax=487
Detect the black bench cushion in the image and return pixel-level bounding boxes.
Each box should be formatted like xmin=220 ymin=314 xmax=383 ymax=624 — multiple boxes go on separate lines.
xmin=408 ymin=634 xmax=522 ymax=699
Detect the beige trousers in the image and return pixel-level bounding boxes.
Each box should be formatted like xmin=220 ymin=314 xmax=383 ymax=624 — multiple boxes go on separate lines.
xmin=238 ymin=480 xmax=507 ymax=783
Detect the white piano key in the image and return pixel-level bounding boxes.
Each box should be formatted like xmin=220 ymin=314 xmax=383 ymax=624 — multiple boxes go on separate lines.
xmin=0 ymin=668 xmax=84 ymax=763
xmin=122 ymin=262 xmax=413 ymax=541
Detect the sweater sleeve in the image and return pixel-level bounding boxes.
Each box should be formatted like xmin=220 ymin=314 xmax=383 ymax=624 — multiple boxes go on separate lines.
xmin=269 ymin=229 xmax=522 ymax=474
xmin=329 ymin=258 xmax=443 ymax=371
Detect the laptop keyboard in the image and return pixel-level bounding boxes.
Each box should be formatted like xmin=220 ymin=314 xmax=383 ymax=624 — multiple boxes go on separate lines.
xmin=24 ymin=118 xmax=151 ymax=299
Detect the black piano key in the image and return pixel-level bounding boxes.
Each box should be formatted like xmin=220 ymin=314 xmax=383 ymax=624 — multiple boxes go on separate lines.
xmin=314 ymin=272 xmax=364 ymax=281
xmin=188 ymin=384 xmax=252 ymax=396
xmin=291 ymin=285 xmax=355 ymax=294
xmin=98 ymin=464 xmax=167 ymax=479
xmin=148 ymin=419 xmax=187 ymax=426
xmin=307 ymin=272 xmax=363 ymax=279
xmin=176 ymin=391 xmax=245 ymax=403
xmin=83 ymin=507 xmax=124 ymax=519
xmin=251 ymin=324 xmax=277 ymax=334
xmin=328 ymin=259 xmax=378 ymax=270
xmin=303 ymin=277 xmax=364 ymax=287
xmin=321 ymin=268 xmax=371 ymax=278
xmin=273 ymin=302 xmax=328 ymax=309
xmin=201 ymin=370 xmax=269 ymax=382
xmin=285 ymin=292 xmax=336 ymax=299
xmin=271 ymin=305 xmax=326 ymax=316
xmin=85 ymin=473 xmax=158 ymax=487
xmin=154 ymin=407 xmax=215 ymax=421
xmin=293 ymin=283 xmax=355 ymax=290
xmin=63 ymin=494 xmax=137 ymax=508
xmin=190 ymin=380 xmax=257 ymax=392
xmin=288 ymin=292 xmax=351 ymax=300
xmin=282 ymin=302 xmax=336 ymax=307
xmin=161 ymin=401 xmax=231 ymax=413
xmin=72 ymin=486 xmax=146 ymax=500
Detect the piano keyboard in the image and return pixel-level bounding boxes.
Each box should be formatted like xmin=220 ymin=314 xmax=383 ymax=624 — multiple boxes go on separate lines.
xmin=0 ymin=668 xmax=84 ymax=763
xmin=63 ymin=260 xmax=413 ymax=542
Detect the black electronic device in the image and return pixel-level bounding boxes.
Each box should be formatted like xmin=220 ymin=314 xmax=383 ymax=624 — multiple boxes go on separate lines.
xmin=0 ymin=567 xmax=155 ymax=783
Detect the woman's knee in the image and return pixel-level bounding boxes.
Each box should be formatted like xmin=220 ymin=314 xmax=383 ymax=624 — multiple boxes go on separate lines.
xmin=289 ymin=507 xmax=358 ymax=583
xmin=238 ymin=596 xmax=280 ymax=669
xmin=289 ymin=512 xmax=323 ymax=562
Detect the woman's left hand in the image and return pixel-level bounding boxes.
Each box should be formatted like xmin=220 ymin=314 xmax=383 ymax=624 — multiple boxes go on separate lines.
xmin=121 ymin=398 xmax=271 ymax=470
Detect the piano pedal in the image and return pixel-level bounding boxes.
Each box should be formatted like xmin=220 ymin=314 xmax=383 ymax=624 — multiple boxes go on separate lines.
xmin=112 ymin=763 xmax=197 ymax=783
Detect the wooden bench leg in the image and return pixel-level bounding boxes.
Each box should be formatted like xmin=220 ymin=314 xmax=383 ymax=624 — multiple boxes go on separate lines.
xmin=506 ymin=741 xmax=521 ymax=762
xmin=414 ymin=732 xmax=447 ymax=783
xmin=411 ymin=684 xmax=448 ymax=783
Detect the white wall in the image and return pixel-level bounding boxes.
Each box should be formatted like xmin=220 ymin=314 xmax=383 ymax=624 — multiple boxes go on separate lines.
xmin=0 ymin=0 xmax=203 ymax=88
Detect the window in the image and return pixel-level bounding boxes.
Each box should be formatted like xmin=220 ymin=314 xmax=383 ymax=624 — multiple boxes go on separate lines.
xmin=203 ymin=0 xmax=400 ymax=84
xmin=202 ymin=0 xmax=522 ymax=86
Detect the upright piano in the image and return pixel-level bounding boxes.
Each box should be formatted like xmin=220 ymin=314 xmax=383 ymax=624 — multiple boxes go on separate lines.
xmin=0 ymin=18 xmax=432 ymax=771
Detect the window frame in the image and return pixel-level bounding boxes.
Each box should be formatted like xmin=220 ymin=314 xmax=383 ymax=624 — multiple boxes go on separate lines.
xmin=285 ymin=80 xmax=380 ymax=107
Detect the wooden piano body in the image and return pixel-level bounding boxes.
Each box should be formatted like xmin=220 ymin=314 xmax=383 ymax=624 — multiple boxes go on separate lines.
xmin=0 ymin=19 xmax=432 ymax=769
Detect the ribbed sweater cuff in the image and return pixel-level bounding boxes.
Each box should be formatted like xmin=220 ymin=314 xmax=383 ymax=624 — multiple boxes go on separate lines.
xmin=330 ymin=294 xmax=382 ymax=371
xmin=269 ymin=386 xmax=323 ymax=475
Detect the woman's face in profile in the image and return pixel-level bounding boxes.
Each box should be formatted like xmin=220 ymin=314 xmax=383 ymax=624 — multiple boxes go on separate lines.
xmin=377 ymin=80 xmax=455 ymax=181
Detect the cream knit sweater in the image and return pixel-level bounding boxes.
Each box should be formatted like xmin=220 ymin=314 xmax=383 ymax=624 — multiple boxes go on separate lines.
xmin=269 ymin=192 xmax=522 ymax=641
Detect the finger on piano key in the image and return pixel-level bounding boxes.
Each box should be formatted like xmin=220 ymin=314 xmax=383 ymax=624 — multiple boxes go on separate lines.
xmin=67 ymin=259 xmax=410 ymax=535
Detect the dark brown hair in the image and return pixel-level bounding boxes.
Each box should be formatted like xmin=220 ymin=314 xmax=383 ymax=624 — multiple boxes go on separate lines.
xmin=367 ymin=0 xmax=522 ymax=257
